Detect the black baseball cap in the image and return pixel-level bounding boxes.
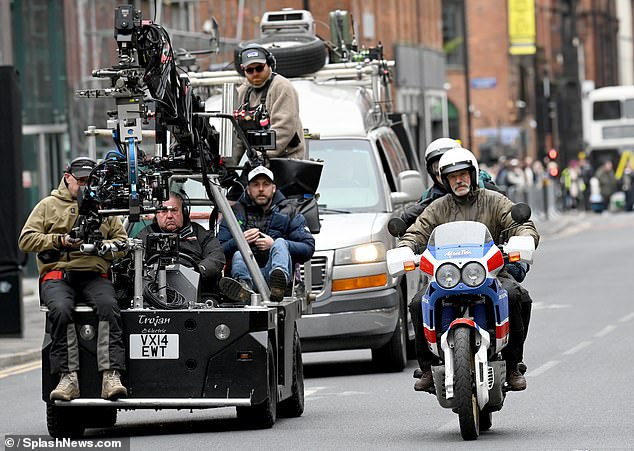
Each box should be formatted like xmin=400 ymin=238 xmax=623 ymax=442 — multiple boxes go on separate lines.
xmin=67 ymin=157 xmax=97 ymax=178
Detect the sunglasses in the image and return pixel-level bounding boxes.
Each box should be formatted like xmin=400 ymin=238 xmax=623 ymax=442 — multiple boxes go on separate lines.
xmin=71 ymin=175 xmax=89 ymax=185
xmin=245 ymin=64 xmax=266 ymax=75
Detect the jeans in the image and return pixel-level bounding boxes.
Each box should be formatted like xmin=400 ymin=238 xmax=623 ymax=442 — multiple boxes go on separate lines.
xmin=231 ymin=238 xmax=292 ymax=288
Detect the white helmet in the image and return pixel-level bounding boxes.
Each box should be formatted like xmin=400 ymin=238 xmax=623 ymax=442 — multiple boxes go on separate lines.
xmin=424 ymin=137 xmax=460 ymax=173
xmin=438 ymin=147 xmax=480 ymax=194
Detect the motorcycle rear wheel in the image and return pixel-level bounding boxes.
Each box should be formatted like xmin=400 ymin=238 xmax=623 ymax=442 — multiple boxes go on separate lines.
xmin=453 ymin=327 xmax=480 ymax=440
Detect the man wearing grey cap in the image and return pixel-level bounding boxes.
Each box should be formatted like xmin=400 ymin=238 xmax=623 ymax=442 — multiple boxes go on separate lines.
xmin=234 ymin=45 xmax=305 ymax=161
xmin=19 ymin=156 xmax=129 ymax=401
xmin=217 ymin=165 xmax=315 ymax=302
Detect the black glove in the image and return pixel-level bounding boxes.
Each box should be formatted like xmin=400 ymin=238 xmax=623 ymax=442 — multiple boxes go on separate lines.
xmin=61 ymin=233 xmax=83 ymax=249
xmin=505 ymin=261 xmax=528 ymax=283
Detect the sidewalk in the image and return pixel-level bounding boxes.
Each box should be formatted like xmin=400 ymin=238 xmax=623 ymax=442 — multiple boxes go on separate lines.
xmin=0 ymin=211 xmax=581 ymax=370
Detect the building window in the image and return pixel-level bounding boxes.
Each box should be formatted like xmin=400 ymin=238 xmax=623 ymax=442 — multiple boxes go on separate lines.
xmin=442 ymin=0 xmax=465 ymax=67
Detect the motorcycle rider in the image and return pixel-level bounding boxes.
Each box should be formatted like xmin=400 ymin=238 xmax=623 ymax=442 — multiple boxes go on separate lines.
xmin=402 ymin=138 xmax=532 ymax=390
xmin=398 ymin=147 xmax=539 ymax=392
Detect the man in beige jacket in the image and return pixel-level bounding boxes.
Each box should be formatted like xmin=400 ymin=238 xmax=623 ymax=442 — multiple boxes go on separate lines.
xmin=19 ymin=157 xmax=128 ymax=401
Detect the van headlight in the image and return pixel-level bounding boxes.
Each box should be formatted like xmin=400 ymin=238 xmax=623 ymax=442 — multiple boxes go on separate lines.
xmin=334 ymin=242 xmax=386 ymax=264
xmin=461 ymin=262 xmax=486 ymax=287
xmin=436 ymin=263 xmax=460 ymax=289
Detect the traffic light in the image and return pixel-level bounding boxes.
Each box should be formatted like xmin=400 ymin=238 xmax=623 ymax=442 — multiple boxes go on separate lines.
xmin=547 ymin=148 xmax=559 ymax=177
xmin=547 ymin=148 xmax=559 ymax=161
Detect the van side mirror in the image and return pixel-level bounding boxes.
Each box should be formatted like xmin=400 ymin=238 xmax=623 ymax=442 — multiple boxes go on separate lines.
xmin=390 ymin=170 xmax=423 ymax=204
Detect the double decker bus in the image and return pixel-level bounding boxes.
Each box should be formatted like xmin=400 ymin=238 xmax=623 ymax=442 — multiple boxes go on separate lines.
xmin=584 ymin=85 xmax=634 ymax=172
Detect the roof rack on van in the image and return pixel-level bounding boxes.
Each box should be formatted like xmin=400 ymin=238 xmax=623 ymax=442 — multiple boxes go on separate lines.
xmin=189 ymin=58 xmax=394 ymax=121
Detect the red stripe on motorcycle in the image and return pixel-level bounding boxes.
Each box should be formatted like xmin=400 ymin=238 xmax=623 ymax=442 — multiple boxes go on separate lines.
xmin=424 ymin=327 xmax=436 ymax=344
xmin=496 ymin=320 xmax=509 ymax=339
xmin=450 ymin=318 xmax=476 ymax=329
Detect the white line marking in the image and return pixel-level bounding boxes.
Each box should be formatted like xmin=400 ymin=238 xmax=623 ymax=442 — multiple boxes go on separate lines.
xmin=594 ymin=325 xmax=617 ymax=338
xmin=563 ymin=341 xmax=593 ymax=356
xmin=526 ymin=360 xmax=560 ymax=377
xmin=304 ymin=386 xmax=326 ymax=399
xmin=619 ymin=312 xmax=634 ymax=323
xmin=0 ymin=361 xmax=41 ymax=380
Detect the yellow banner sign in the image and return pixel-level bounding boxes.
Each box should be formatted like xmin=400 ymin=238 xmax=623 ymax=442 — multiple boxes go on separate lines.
xmin=508 ymin=0 xmax=536 ymax=55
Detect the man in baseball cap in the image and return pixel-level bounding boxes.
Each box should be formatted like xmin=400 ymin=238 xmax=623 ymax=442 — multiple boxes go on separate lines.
xmin=218 ymin=165 xmax=315 ymax=303
xmin=67 ymin=156 xmax=97 ymax=178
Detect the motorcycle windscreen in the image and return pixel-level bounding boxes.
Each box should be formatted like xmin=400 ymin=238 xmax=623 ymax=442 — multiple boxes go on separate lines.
xmin=427 ymin=221 xmax=495 ymax=260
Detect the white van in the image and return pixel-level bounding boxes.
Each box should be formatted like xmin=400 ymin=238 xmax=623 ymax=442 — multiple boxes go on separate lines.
xmin=290 ymin=72 xmax=425 ymax=372
xmin=195 ymin=54 xmax=425 ymax=372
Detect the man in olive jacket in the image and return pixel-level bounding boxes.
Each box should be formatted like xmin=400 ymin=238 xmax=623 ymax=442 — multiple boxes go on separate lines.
xmin=399 ymin=148 xmax=539 ymax=392
xmin=18 ymin=157 xmax=128 ymax=401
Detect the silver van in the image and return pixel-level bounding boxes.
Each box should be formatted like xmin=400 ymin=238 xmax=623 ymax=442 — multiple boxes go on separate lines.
xmin=292 ymin=74 xmax=425 ymax=372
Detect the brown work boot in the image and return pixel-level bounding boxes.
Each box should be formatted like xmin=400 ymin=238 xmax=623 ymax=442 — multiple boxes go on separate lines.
xmin=219 ymin=277 xmax=255 ymax=303
xmin=101 ymin=369 xmax=127 ymax=400
xmin=506 ymin=369 xmax=527 ymax=391
xmin=50 ymin=371 xmax=80 ymax=401
xmin=269 ymin=268 xmax=288 ymax=302
xmin=414 ymin=370 xmax=434 ymax=392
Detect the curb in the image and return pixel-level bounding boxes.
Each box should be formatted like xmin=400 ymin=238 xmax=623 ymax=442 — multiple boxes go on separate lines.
xmin=0 ymin=348 xmax=41 ymax=370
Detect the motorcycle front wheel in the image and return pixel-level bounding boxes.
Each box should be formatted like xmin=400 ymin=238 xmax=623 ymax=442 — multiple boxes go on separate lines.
xmin=453 ymin=327 xmax=479 ymax=440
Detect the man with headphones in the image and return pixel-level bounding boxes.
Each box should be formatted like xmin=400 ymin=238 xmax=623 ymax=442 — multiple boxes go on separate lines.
xmin=233 ymin=44 xmax=305 ymax=164
xmin=19 ymin=156 xmax=129 ymax=401
xmin=136 ymin=191 xmax=226 ymax=300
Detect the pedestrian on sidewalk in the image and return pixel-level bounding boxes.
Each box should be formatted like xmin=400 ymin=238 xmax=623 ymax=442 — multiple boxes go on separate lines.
xmin=18 ymin=157 xmax=128 ymax=401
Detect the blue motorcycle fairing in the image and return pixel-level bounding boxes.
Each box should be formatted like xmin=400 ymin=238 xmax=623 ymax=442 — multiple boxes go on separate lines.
xmin=427 ymin=240 xmax=496 ymax=261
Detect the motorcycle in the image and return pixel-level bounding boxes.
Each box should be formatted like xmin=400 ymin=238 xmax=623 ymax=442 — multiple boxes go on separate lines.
xmin=386 ymin=203 xmax=535 ymax=440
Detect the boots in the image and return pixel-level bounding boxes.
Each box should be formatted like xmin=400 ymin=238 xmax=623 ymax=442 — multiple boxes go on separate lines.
xmin=50 ymin=371 xmax=80 ymax=401
xmin=219 ymin=277 xmax=255 ymax=303
xmin=101 ymin=369 xmax=127 ymax=400
xmin=269 ymin=268 xmax=288 ymax=302
xmin=506 ymin=369 xmax=527 ymax=391
xmin=414 ymin=370 xmax=435 ymax=392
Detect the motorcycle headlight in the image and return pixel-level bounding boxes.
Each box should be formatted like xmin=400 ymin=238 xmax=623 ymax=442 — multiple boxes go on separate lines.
xmin=436 ymin=263 xmax=460 ymax=289
xmin=334 ymin=242 xmax=386 ymax=265
xmin=461 ymin=262 xmax=486 ymax=287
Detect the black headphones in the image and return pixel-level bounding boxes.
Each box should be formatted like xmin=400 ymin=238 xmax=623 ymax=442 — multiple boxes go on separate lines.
xmin=240 ymin=44 xmax=276 ymax=71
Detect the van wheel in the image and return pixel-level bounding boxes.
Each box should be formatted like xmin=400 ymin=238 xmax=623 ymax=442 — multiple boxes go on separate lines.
xmin=235 ymin=35 xmax=327 ymax=78
xmin=46 ymin=404 xmax=85 ymax=438
xmin=371 ymin=291 xmax=407 ymax=372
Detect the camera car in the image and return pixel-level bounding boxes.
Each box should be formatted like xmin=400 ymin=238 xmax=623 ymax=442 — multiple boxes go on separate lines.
xmin=41 ymin=5 xmax=314 ymax=437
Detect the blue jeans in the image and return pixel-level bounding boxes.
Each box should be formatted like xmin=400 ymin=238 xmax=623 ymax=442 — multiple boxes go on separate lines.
xmin=231 ymin=238 xmax=292 ymax=289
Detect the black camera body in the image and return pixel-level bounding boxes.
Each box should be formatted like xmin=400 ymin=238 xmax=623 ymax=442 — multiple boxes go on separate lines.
xmin=145 ymin=233 xmax=179 ymax=268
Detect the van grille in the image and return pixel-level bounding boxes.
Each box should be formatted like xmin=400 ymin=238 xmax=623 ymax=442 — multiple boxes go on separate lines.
xmin=300 ymin=256 xmax=327 ymax=293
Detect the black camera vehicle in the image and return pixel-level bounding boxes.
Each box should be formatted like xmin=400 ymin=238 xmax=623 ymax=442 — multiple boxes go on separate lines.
xmin=42 ymin=5 xmax=310 ymax=437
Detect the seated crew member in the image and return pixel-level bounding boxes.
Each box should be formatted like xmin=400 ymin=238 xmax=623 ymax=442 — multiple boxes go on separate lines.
xmin=18 ymin=157 xmax=128 ymax=401
xmin=217 ymin=166 xmax=315 ymax=302
xmin=137 ymin=191 xmax=225 ymax=299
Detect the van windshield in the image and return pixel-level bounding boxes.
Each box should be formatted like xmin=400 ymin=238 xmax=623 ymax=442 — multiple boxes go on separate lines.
xmin=310 ymin=139 xmax=385 ymax=212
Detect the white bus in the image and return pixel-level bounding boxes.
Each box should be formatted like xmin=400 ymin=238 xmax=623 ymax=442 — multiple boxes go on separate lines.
xmin=584 ymin=85 xmax=634 ymax=169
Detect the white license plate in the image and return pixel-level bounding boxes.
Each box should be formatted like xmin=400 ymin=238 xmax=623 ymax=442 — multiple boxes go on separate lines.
xmin=129 ymin=334 xmax=179 ymax=359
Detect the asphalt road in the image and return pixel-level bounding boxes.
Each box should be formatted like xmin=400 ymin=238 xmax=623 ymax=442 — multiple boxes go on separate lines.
xmin=1 ymin=211 xmax=633 ymax=450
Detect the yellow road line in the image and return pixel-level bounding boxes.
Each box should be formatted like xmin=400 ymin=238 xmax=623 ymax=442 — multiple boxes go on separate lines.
xmin=0 ymin=361 xmax=42 ymax=379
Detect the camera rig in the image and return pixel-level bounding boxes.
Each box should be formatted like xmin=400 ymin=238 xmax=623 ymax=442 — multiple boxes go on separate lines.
xmin=72 ymin=4 xmax=277 ymax=304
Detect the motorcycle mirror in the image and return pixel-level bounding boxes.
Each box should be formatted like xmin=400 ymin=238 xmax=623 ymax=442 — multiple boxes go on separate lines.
xmin=511 ymin=202 xmax=531 ymax=224
xmin=387 ymin=217 xmax=408 ymax=237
